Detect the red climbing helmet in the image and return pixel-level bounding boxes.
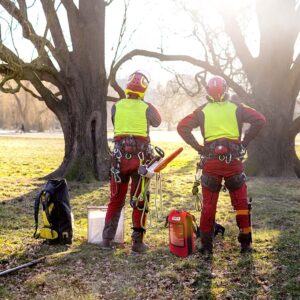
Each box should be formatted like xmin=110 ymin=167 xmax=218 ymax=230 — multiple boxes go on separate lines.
xmin=125 ymin=70 xmax=150 ymax=99
xmin=206 ymin=76 xmax=228 ymax=102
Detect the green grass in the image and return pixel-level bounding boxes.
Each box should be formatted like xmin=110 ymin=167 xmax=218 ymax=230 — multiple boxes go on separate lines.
xmin=0 ymin=136 xmax=300 ymax=299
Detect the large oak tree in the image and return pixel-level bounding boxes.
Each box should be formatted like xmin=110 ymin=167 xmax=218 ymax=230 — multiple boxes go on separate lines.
xmin=0 ymin=0 xmax=120 ymax=180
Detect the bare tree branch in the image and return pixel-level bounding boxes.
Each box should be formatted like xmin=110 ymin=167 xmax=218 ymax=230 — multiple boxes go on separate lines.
xmin=0 ymin=39 xmax=61 ymax=91
xmin=107 ymin=0 xmax=132 ymax=98
xmin=0 ymin=41 xmax=24 ymax=65
xmin=40 ymin=0 xmax=69 ymax=65
xmin=22 ymin=68 xmax=61 ymax=108
xmin=108 ymin=0 xmax=129 ymax=78
xmin=105 ymin=0 xmax=115 ymax=6
xmin=113 ymin=49 xmax=252 ymax=102
xmin=107 ymin=95 xmax=119 ymax=102
xmin=1 ymin=0 xmax=43 ymax=54
xmin=61 ymin=0 xmax=79 ymax=51
xmin=220 ymin=12 xmax=255 ymax=82
xmin=19 ymin=80 xmax=43 ymax=101
xmin=0 ymin=0 xmax=58 ymax=68
xmin=0 ymin=76 xmax=21 ymax=93
xmin=174 ymin=71 xmax=205 ymax=98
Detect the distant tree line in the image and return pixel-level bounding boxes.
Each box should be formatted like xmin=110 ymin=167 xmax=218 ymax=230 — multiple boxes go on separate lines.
xmin=0 ymin=87 xmax=59 ymax=132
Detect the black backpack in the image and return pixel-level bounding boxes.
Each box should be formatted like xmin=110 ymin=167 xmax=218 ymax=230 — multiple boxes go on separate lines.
xmin=34 ymin=179 xmax=73 ymax=244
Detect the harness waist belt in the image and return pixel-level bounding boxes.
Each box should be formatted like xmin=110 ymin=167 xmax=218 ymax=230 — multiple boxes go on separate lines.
xmin=114 ymin=136 xmax=149 ymax=155
xmin=205 ymin=140 xmax=241 ymax=156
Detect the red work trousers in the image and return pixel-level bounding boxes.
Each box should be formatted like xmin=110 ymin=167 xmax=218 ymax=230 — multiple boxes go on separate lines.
xmin=200 ymin=159 xmax=251 ymax=235
xmin=105 ymin=156 xmax=146 ymax=233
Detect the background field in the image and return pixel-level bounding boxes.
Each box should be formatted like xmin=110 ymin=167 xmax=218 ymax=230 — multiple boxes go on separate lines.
xmin=0 ymin=133 xmax=299 ymax=299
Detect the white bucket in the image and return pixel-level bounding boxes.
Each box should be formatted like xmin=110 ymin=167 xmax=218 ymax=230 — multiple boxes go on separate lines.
xmin=87 ymin=206 xmax=125 ymax=244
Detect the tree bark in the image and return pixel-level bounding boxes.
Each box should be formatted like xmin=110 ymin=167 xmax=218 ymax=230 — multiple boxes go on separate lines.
xmin=244 ymin=83 xmax=299 ymax=177
xmin=45 ymin=82 xmax=111 ymax=181
xmin=44 ymin=0 xmax=111 ymax=181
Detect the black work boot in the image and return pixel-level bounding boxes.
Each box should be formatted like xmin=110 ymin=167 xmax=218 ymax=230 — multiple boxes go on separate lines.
xmin=238 ymin=232 xmax=252 ymax=253
xmin=100 ymin=214 xmax=121 ymax=250
xmin=99 ymin=238 xmax=113 ymax=250
xmin=199 ymin=231 xmax=213 ymax=255
xmin=131 ymin=230 xmax=149 ymax=253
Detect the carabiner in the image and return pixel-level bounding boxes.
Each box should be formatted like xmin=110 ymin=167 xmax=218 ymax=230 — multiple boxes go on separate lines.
xmin=218 ymin=154 xmax=226 ymax=161
xmin=125 ymin=153 xmax=132 ymax=160
xmin=113 ymin=148 xmax=122 ymax=159
xmin=225 ymin=153 xmax=232 ymax=164
xmin=138 ymin=151 xmax=144 ymax=162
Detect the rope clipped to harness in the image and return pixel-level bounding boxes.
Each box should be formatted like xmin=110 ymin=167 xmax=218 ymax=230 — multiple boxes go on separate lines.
xmin=137 ymin=147 xmax=183 ymax=230
xmin=192 ymin=160 xmax=204 ymax=211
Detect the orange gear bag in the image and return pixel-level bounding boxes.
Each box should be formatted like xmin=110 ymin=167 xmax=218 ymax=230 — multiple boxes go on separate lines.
xmin=166 ymin=210 xmax=197 ymax=257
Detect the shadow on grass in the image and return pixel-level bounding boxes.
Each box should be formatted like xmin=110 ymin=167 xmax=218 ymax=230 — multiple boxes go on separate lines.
xmin=0 ymin=179 xmax=107 ymax=269
xmin=247 ymin=178 xmax=300 ymax=299
xmin=0 ymin=240 xmax=215 ymax=299
xmin=2 ymin=159 xmax=299 ymax=298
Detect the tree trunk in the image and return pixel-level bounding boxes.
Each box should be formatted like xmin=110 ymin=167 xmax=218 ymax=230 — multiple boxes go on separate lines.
xmin=44 ymin=0 xmax=111 ymax=181
xmin=45 ymin=84 xmax=111 ymax=181
xmin=245 ymin=84 xmax=298 ymax=177
xmin=245 ymin=119 xmax=296 ymax=177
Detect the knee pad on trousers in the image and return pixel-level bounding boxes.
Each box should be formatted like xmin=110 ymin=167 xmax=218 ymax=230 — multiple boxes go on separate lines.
xmin=201 ymin=174 xmax=222 ymax=192
xmin=225 ymin=173 xmax=246 ymax=191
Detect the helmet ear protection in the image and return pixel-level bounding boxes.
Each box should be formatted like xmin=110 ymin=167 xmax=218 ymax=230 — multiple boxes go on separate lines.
xmin=125 ymin=70 xmax=150 ymax=99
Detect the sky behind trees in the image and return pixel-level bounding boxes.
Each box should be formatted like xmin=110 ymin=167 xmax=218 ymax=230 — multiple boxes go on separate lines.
xmin=3 ymin=0 xmax=296 ymax=85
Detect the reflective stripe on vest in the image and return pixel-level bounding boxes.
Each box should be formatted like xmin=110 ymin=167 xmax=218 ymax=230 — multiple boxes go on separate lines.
xmin=114 ymin=99 xmax=148 ymax=137
xmin=202 ymin=101 xmax=239 ymax=142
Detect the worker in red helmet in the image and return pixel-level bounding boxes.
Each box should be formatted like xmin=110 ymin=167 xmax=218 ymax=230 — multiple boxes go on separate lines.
xmin=100 ymin=70 xmax=161 ymax=253
xmin=177 ymin=76 xmax=266 ymax=254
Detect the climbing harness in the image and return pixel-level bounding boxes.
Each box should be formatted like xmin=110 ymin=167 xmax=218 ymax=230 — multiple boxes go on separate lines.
xmin=203 ymin=140 xmax=247 ymax=164
xmin=111 ymin=138 xmax=183 ymax=232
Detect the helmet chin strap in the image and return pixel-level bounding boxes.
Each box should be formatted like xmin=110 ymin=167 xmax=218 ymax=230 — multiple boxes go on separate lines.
xmin=206 ymin=93 xmax=229 ymax=103
xmin=126 ymin=92 xmax=144 ymax=100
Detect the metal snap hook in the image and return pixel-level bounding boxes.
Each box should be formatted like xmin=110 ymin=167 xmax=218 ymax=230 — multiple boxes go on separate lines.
xmin=138 ymin=151 xmax=144 ymax=161
xmin=225 ymin=153 xmax=232 ymax=164
xmin=113 ymin=148 xmax=122 ymax=159
xmin=125 ymin=153 xmax=132 ymax=160
xmin=219 ymin=155 xmax=226 ymax=161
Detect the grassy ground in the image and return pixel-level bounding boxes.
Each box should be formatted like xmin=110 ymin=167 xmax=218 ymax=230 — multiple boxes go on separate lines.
xmin=0 ymin=135 xmax=299 ymax=300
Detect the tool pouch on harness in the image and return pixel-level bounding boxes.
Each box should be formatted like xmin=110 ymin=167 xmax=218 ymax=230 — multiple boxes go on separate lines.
xmin=166 ymin=210 xmax=199 ymax=257
xmin=34 ymin=179 xmax=73 ymax=245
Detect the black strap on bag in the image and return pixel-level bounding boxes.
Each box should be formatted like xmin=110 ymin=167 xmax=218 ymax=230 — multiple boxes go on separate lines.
xmin=33 ymin=178 xmax=73 ymax=244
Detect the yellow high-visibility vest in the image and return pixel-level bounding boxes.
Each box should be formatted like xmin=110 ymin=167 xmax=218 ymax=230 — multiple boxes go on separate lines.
xmin=114 ymin=99 xmax=148 ymax=137
xmin=202 ymin=101 xmax=239 ymax=142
